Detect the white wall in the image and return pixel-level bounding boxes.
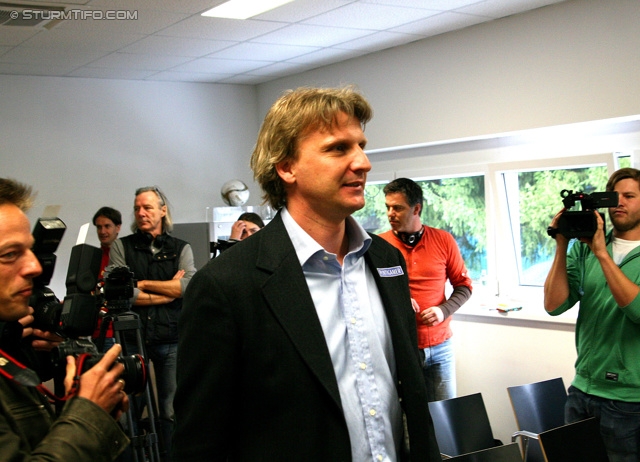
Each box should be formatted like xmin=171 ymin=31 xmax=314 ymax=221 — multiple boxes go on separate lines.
xmin=0 ymin=75 xmax=259 ymax=295
xmin=257 ymin=0 xmax=640 ymax=151
xmin=453 ymin=316 xmax=576 ymax=446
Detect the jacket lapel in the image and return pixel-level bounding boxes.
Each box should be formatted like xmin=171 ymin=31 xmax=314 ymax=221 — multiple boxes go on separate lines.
xmin=256 ymin=213 xmax=344 ymax=410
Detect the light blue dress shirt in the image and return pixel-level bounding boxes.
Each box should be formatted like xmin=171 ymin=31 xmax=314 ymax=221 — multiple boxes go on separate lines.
xmin=281 ymin=208 xmax=402 ymax=462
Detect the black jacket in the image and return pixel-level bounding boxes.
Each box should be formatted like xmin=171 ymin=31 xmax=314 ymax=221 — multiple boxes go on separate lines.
xmin=173 ymin=212 xmax=441 ymax=461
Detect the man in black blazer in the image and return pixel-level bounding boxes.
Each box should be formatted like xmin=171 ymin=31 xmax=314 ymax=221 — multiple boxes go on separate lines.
xmin=172 ymin=87 xmax=441 ymax=461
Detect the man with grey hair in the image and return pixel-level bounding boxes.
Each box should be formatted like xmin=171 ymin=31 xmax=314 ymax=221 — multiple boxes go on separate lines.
xmin=109 ymin=186 xmax=196 ymax=461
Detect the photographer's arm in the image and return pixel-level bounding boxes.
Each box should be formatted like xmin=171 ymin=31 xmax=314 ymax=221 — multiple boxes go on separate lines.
xmin=544 ymin=210 xmax=571 ymax=312
xmin=0 ymin=345 xmax=129 ymax=460
xmin=28 ymin=346 xmax=130 ymax=460
xmin=65 ymin=344 xmax=129 ymax=419
xmin=586 ymin=211 xmax=640 ymax=310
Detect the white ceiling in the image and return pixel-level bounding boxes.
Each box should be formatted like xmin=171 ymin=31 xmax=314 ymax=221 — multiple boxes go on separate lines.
xmin=0 ymin=0 xmax=565 ymax=85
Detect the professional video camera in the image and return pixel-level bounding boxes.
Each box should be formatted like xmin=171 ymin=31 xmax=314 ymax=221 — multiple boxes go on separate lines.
xmin=28 ymin=218 xmax=146 ymax=395
xmin=555 ymin=189 xmax=619 ymax=238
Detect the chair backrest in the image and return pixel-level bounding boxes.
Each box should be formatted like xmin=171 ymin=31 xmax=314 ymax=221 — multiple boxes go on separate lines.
xmin=428 ymin=392 xmax=496 ymax=457
xmin=507 ymin=377 xmax=567 ymax=433
xmin=507 ymin=377 xmax=567 ymax=462
xmin=446 ymin=443 xmax=523 ymax=462
xmin=538 ymin=417 xmax=608 ymax=462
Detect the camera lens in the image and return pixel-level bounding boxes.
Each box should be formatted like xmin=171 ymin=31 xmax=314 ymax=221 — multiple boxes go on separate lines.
xmin=119 ymin=354 xmax=148 ymax=395
xmin=78 ymin=353 xmax=148 ymax=395
xmin=29 ymin=288 xmax=62 ymax=332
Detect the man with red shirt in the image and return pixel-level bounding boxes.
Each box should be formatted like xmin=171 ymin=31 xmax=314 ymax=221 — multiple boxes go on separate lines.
xmin=91 ymin=206 xmax=122 ymax=351
xmin=380 ymin=178 xmax=472 ymax=401
xmin=93 ymin=207 xmax=122 ymax=279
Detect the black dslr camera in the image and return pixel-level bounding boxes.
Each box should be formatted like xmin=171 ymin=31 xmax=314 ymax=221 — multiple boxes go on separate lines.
xmin=29 ymin=218 xmax=147 ymax=395
xmin=102 ymin=265 xmax=136 ymax=311
xmin=555 ymin=189 xmax=619 ymax=238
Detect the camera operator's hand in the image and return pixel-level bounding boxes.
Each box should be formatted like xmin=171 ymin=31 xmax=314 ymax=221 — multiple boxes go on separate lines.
xmin=580 ymin=210 xmax=608 ymax=258
xmin=17 ymin=307 xmax=64 ymax=351
xmin=18 ymin=306 xmax=34 ymax=338
xmin=65 ymin=343 xmax=129 ymax=420
xmin=30 ymin=329 xmax=64 ymax=352
xmin=549 ymin=209 xmax=569 ymax=245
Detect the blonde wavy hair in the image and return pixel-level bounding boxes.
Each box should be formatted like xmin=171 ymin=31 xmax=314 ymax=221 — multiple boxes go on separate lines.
xmin=250 ymin=86 xmax=372 ymax=210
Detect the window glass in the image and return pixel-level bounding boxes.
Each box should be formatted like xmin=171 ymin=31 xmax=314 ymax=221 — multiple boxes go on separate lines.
xmin=502 ymin=165 xmax=610 ymax=286
xmin=617 ymin=154 xmax=631 ymax=169
xmin=353 ymin=182 xmax=390 ymax=234
xmin=354 ymin=176 xmax=487 ymax=281
xmin=415 ymin=176 xmax=486 ymax=281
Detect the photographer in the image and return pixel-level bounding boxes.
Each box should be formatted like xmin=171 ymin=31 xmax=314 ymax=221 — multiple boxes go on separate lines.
xmin=212 ymin=212 xmax=265 ymax=257
xmin=228 ymin=212 xmax=265 ymax=241
xmin=544 ymin=168 xmax=640 ymax=462
xmin=0 ymin=178 xmax=129 ymax=461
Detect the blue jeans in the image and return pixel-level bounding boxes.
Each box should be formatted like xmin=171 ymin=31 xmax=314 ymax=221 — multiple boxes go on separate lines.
xmin=566 ymin=385 xmax=640 ymax=462
xmin=146 ymin=343 xmax=177 ymax=422
xmin=422 ymin=338 xmax=456 ymax=402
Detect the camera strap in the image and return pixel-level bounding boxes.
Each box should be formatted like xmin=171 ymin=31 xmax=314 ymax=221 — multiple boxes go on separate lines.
xmin=0 ymin=348 xmax=77 ymax=403
xmin=0 ymin=348 xmax=41 ymax=387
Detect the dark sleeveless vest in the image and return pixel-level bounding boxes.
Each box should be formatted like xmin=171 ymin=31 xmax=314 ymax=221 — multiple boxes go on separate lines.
xmin=120 ymin=230 xmax=187 ymax=345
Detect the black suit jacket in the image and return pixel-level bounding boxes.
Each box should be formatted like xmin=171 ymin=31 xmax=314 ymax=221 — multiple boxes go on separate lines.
xmin=172 ymin=213 xmax=440 ymax=461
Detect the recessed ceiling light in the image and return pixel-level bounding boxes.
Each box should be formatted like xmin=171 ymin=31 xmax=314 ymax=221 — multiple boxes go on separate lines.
xmin=202 ymin=0 xmax=295 ymax=20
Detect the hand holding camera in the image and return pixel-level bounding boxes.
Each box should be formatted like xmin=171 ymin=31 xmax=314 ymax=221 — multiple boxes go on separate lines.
xmin=65 ymin=343 xmax=130 ymax=420
xmin=548 ymin=189 xmax=618 ymax=240
xmin=17 ymin=307 xmax=64 ymax=352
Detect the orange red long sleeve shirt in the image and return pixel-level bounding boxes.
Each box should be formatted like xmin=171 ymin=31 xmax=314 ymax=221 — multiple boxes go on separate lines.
xmin=380 ymin=226 xmax=472 ymax=348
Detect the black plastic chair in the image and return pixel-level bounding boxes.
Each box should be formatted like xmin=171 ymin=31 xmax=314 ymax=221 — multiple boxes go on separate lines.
xmin=428 ymin=392 xmax=500 ymax=458
xmin=538 ymin=417 xmax=608 ymax=462
xmin=444 ymin=443 xmax=523 ymax=461
xmin=507 ymin=377 xmax=567 ymax=462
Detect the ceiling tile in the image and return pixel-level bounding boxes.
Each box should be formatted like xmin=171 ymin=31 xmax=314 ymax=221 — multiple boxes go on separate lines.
xmin=301 ymin=2 xmax=442 ymax=30
xmin=158 ymin=16 xmax=287 ymax=41
xmin=69 ymin=66 xmax=158 ymax=79
xmin=147 ymin=69 xmax=234 ymax=82
xmin=253 ymin=0 xmax=354 ymax=22
xmin=390 ymin=11 xmax=490 ymax=36
xmin=362 ymin=0 xmax=482 ymax=10
xmin=208 ymin=41 xmax=320 ymax=61
xmin=21 ymin=28 xmax=145 ymax=51
xmin=121 ymin=35 xmax=234 ymax=57
xmin=171 ymin=56 xmax=271 ymax=74
xmin=87 ymin=52 xmax=194 ymax=70
xmin=0 ymin=0 xmax=567 ymax=84
xmin=334 ymin=30 xmax=425 ymax=52
xmin=252 ymin=23 xmax=374 ymax=47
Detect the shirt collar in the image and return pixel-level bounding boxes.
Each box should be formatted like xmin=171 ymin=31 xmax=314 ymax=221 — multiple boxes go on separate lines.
xmin=281 ymin=207 xmax=371 ymax=267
